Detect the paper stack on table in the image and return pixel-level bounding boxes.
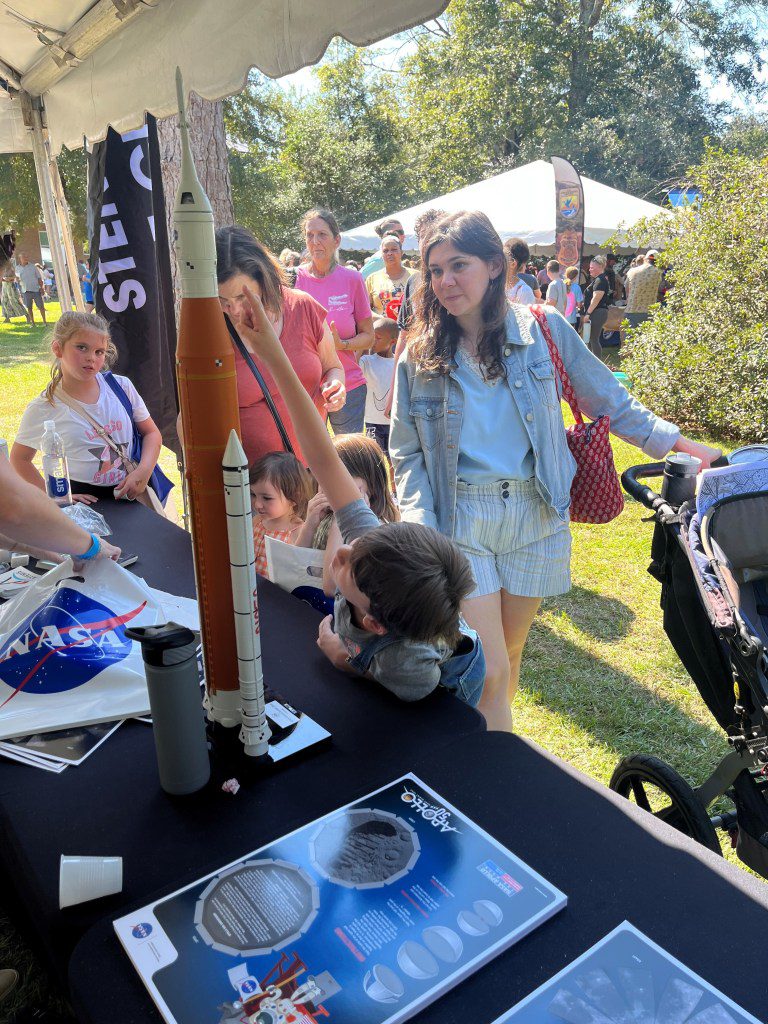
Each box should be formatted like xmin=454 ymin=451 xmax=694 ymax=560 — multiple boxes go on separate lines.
xmin=0 ymin=720 xmax=124 ymax=773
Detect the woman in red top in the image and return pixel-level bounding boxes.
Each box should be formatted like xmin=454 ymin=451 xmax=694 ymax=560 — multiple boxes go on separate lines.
xmin=215 ymin=226 xmax=346 ymax=465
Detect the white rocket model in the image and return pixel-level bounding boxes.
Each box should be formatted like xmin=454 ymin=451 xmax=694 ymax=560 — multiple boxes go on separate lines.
xmin=222 ymin=429 xmax=272 ymax=756
xmin=173 ymin=67 xmax=217 ymax=300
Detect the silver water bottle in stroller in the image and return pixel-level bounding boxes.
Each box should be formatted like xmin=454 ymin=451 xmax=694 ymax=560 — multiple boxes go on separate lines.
xmin=661 ymin=452 xmax=701 ymax=507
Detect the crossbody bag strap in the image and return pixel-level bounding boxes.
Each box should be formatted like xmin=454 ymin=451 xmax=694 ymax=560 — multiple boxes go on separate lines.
xmin=101 ymin=371 xmax=133 ymax=419
xmin=528 ymin=304 xmax=584 ymax=425
xmin=223 ymin=313 xmax=295 ymax=456
xmin=54 ymin=388 xmax=138 ymax=471
xmin=102 ymin=371 xmax=143 ymax=463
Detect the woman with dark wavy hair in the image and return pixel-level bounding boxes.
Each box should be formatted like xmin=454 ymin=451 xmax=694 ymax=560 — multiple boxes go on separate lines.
xmin=390 ymin=210 xmax=719 ymax=731
xmin=216 ymin=225 xmax=346 ymax=465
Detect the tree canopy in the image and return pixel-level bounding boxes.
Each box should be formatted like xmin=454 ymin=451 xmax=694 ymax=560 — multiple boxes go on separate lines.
xmin=623 ymin=142 xmax=768 ymax=442
xmin=2 ymin=0 xmax=766 ymax=250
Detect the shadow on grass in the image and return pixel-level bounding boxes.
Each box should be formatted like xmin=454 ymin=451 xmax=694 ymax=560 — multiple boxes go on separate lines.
xmin=544 ymin=584 xmax=635 ymax=643
xmin=521 ymin=617 xmax=728 ymax=782
xmin=0 ymin=321 xmax=53 ymax=367
xmin=0 ymin=905 xmax=76 ymax=1023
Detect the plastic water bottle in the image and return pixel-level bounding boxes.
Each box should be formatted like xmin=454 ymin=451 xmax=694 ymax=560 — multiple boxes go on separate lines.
xmin=41 ymin=420 xmax=73 ymax=506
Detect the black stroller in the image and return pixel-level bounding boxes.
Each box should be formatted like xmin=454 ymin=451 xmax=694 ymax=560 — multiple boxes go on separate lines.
xmin=611 ymin=453 xmax=768 ymax=878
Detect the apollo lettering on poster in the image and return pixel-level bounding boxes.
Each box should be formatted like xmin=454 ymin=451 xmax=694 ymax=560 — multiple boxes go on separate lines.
xmin=0 ymin=559 xmax=165 ymax=739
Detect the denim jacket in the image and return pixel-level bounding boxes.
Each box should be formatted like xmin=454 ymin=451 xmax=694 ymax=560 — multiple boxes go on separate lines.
xmin=390 ymin=305 xmax=680 ymax=537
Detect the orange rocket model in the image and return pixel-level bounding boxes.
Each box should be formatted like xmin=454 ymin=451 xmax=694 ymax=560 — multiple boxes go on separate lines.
xmin=173 ymin=69 xmax=241 ymax=727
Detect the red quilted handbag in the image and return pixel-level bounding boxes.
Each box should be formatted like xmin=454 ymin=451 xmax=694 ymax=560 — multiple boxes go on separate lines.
xmin=529 ymin=305 xmax=624 ymax=524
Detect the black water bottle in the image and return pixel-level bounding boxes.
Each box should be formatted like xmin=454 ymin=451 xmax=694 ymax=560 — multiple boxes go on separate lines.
xmin=661 ymin=452 xmax=701 ymax=508
xmin=126 ymin=623 xmax=210 ymax=796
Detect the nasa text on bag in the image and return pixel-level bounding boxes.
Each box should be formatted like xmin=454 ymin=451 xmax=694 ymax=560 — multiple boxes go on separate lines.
xmin=0 ymin=560 xmax=166 ymax=739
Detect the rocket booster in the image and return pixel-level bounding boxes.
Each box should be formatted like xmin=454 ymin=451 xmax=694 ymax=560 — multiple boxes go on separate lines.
xmin=173 ymin=68 xmax=241 ymax=725
xmin=222 ymin=429 xmax=271 ymax=757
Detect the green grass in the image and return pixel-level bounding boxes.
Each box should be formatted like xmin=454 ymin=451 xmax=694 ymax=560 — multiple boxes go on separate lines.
xmin=0 ymin=317 xmax=757 ymax=1017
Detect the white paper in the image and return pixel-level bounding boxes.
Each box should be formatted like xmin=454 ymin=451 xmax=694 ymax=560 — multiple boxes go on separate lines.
xmin=265 ymin=699 xmax=299 ymax=729
xmin=0 ymin=566 xmax=38 ymax=599
xmin=0 ymin=720 xmax=123 ymax=765
xmin=491 ymin=921 xmax=761 ymax=1024
xmin=145 ymin=586 xmax=200 ymax=632
xmin=0 ymin=747 xmax=68 ymax=772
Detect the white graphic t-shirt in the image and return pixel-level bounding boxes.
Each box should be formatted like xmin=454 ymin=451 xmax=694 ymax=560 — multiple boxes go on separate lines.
xmin=16 ymin=374 xmax=150 ymax=487
xmin=359 ymin=354 xmax=395 ymax=426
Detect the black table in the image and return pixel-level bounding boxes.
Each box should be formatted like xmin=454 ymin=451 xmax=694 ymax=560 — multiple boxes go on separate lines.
xmin=0 ymin=502 xmax=484 ymax=984
xmin=69 ymin=732 xmax=768 ymax=1024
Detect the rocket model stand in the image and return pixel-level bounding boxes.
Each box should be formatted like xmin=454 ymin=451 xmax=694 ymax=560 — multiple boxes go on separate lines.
xmin=173 ymin=68 xmax=242 ymax=728
xmin=222 ymin=430 xmax=271 ymax=757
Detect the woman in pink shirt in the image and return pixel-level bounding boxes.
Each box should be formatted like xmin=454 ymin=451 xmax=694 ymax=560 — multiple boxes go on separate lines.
xmin=295 ymin=207 xmax=374 ymax=435
xmin=216 ymin=226 xmax=346 ymax=466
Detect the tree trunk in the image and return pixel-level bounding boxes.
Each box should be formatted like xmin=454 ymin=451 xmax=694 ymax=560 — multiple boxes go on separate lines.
xmin=156 ymin=93 xmax=234 ymax=323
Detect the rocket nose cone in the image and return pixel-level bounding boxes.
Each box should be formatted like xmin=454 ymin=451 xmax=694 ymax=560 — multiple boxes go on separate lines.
xmin=222 ymin=428 xmax=247 ymax=468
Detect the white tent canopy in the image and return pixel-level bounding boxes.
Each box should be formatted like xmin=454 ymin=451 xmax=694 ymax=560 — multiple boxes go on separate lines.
xmin=0 ymin=0 xmax=448 ymax=314
xmin=0 ymin=0 xmax=448 ymax=155
xmin=340 ymin=160 xmax=667 ymax=254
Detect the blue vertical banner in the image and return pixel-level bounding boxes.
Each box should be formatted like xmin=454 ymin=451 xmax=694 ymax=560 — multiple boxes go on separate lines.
xmin=88 ymin=117 xmax=180 ymax=454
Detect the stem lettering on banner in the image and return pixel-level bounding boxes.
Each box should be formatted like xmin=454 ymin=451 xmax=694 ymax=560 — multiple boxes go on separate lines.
xmin=87 ymin=117 xmax=180 ymax=453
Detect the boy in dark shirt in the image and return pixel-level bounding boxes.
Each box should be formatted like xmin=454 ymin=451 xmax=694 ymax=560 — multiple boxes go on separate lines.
xmin=235 ymin=284 xmax=484 ymax=706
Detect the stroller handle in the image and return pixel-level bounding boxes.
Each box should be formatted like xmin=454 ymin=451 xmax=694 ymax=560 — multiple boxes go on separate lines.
xmin=621 ymin=462 xmax=672 ymax=513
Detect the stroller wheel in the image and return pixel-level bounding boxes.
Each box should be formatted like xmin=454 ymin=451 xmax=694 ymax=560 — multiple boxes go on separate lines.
xmin=609 ymin=754 xmax=722 ymax=855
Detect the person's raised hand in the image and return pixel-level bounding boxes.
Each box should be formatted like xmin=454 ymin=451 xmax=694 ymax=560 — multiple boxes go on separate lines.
xmin=238 ymin=285 xmax=283 ymax=363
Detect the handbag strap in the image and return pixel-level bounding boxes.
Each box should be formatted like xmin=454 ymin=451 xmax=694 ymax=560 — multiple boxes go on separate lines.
xmin=54 ymin=387 xmax=138 ymax=472
xmin=223 ymin=313 xmax=295 ymax=456
xmin=102 ymin=371 xmax=142 ymax=462
xmin=528 ymin=304 xmax=584 ymax=426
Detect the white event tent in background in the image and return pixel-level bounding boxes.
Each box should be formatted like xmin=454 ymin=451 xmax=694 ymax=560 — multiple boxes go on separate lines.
xmin=340 ymin=160 xmax=669 ymax=255
xmin=0 ymin=0 xmax=449 ymax=301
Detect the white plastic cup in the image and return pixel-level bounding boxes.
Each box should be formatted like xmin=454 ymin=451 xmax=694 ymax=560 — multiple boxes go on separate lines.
xmin=59 ymin=855 xmax=123 ymax=909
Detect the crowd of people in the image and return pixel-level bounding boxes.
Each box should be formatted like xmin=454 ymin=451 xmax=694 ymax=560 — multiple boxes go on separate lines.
xmin=3 ymin=206 xmax=713 ymax=733
xmin=501 ymin=238 xmax=666 ymax=358
xmin=1 ymin=252 xmax=55 ymax=325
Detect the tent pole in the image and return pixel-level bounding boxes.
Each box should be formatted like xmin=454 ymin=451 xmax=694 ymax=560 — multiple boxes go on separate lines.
xmin=46 ymin=144 xmax=86 ymax=313
xmin=22 ymin=93 xmax=75 ymax=313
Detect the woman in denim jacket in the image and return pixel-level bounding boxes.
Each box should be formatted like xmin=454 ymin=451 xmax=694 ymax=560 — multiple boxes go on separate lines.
xmin=390 ymin=212 xmax=719 ymax=732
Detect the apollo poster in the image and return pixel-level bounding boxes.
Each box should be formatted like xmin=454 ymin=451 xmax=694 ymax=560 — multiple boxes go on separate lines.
xmin=115 ymin=775 xmax=567 ymax=1024
xmin=0 ymin=559 xmax=168 ymax=739
xmin=490 ymin=921 xmax=761 ymax=1024
xmin=551 ymin=156 xmax=584 ymax=271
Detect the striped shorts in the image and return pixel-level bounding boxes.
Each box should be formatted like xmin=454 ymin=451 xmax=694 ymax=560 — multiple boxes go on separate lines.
xmin=454 ymin=478 xmax=571 ymax=600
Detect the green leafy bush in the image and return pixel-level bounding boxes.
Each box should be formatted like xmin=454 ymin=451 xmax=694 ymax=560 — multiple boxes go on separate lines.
xmin=623 ymin=143 xmax=768 ymax=443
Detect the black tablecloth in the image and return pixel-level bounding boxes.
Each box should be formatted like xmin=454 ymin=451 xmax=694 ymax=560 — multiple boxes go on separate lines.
xmin=0 ymin=503 xmax=484 ymax=982
xmin=69 ymin=732 xmax=768 ymax=1024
